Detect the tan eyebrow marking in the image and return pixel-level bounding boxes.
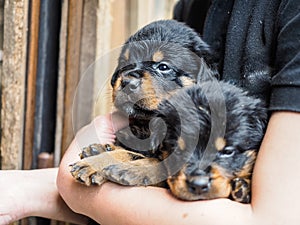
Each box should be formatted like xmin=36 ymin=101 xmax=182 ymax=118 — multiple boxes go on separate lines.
xmin=152 ymin=50 xmax=164 ymax=62
xmin=215 ymin=137 xmax=226 ymax=151
xmin=177 ymin=137 xmax=186 ymax=150
xmin=180 ymin=76 xmax=196 ymax=86
xmin=124 ymin=48 xmax=130 ymax=61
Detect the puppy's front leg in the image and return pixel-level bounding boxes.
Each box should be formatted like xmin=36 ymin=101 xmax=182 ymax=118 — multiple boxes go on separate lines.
xmin=70 ymin=149 xmax=145 ymax=186
xmin=102 ymin=158 xmax=165 ymax=186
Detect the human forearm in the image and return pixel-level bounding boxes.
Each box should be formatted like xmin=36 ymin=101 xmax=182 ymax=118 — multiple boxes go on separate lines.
xmin=0 ymin=168 xmax=88 ymax=225
xmin=84 ymin=182 xmax=253 ymax=225
xmin=31 ymin=168 xmax=89 ymax=224
xmin=251 ymin=111 xmax=300 ymax=224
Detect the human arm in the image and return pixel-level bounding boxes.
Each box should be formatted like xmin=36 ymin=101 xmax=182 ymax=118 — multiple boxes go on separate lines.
xmin=57 ymin=111 xmax=300 ymax=225
xmin=0 ymin=113 xmax=122 ymax=225
xmin=251 ymin=111 xmax=300 ymax=224
xmin=0 ymin=168 xmax=89 ymax=225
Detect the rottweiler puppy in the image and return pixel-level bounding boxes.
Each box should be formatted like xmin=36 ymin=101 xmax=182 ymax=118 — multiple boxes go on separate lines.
xmin=70 ymin=20 xmax=267 ymax=203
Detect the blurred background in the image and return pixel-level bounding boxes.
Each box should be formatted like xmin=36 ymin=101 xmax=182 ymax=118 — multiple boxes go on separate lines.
xmin=0 ymin=0 xmax=178 ymax=224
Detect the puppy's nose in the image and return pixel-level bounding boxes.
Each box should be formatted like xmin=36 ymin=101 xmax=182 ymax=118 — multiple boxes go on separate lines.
xmin=187 ymin=169 xmax=211 ymax=194
xmin=121 ymin=77 xmax=140 ymax=92
xmin=187 ymin=176 xmax=210 ymax=194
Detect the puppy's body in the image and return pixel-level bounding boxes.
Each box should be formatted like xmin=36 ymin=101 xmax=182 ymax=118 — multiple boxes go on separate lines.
xmin=70 ymin=20 xmax=267 ymax=203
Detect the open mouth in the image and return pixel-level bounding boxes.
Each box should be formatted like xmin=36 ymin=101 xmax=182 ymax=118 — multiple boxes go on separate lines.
xmin=114 ymin=98 xmax=157 ymax=119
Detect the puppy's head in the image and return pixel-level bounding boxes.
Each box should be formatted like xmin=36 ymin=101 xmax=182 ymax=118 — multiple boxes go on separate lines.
xmin=157 ymin=82 xmax=267 ymax=202
xmin=111 ymin=20 xmax=217 ymax=118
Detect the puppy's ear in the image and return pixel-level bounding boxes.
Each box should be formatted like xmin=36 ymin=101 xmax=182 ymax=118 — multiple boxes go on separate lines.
xmin=191 ymin=37 xmax=219 ymax=82
xmin=192 ymin=37 xmax=211 ymax=58
xmin=111 ymin=69 xmax=120 ymax=87
xmin=195 ymin=57 xmax=219 ymax=83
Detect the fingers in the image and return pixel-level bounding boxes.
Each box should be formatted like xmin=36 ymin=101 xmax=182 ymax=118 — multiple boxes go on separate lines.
xmin=65 ymin=112 xmax=129 ymax=165
xmin=75 ymin=114 xmax=116 ymax=149
xmin=110 ymin=111 xmax=129 ymax=132
xmin=92 ymin=114 xmax=116 ymax=144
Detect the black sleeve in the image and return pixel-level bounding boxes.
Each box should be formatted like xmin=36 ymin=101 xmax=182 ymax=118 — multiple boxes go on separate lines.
xmin=173 ymin=0 xmax=211 ymax=34
xmin=269 ymin=0 xmax=300 ymax=112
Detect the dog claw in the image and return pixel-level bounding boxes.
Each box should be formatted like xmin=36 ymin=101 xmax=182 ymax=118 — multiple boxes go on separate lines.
xmin=104 ymin=144 xmax=113 ymax=151
xmin=80 ymin=144 xmax=105 ymax=159
xmin=91 ymin=173 xmax=105 ymax=185
xmin=70 ymin=161 xmax=105 ymax=186
xmin=80 ymin=144 xmax=115 ymax=159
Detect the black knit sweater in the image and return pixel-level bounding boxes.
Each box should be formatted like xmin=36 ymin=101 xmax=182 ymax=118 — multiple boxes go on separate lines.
xmin=174 ymin=0 xmax=300 ymax=112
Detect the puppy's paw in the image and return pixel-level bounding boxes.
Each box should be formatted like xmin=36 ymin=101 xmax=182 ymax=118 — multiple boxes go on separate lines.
xmin=80 ymin=143 xmax=115 ymax=159
xmin=103 ymin=164 xmax=153 ymax=186
xmin=70 ymin=160 xmax=105 ymax=186
xmin=231 ymin=177 xmax=250 ymax=203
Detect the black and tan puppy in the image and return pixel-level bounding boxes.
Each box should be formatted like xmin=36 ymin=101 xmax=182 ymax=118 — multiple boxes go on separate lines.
xmin=70 ymin=20 xmax=267 ymax=203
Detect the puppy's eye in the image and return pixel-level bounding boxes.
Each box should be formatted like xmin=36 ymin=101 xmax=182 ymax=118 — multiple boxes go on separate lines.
xmin=157 ymin=63 xmax=171 ymax=71
xmin=219 ymin=146 xmax=235 ymax=158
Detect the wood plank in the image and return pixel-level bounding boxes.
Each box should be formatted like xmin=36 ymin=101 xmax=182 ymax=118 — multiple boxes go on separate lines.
xmin=0 ymin=0 xmax=3 ymax=172
xmin=128 ymin=0 xmax=138 ymax=34
xmin=0 ymin=0 xmax=3 ymax=50
xmin=132 ymin=0 xmax=178 ymax=31
xmin=32 ymin=0 xmax=61 ymax=170
xmin=92 ymin=0 xmax=131 ymax=117
xmin=61 ymin=0 xmax=84 ymax=155
xmin=1 ymin=0 xmax=29 ymax=169
xmin=111 ymin=0 xmax=130 ymax=48
xmin=73 ymin=0 xmax=98 ymax=133
xmin=93 ymin=0 xmax=113 ymax=116
xmin=23 ymin=0 xmax=40 ymax=170
xmin=54 ymin=0 xmax=68 ymax=167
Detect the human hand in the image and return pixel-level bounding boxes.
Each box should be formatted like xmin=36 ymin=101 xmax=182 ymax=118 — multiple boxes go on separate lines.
xmin=66 ymin=112 xmax=128 ymax=164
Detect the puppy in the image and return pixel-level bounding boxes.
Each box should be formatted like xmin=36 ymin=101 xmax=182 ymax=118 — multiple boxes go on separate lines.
xmin=157 ymin=81 xmax=267 ymax=202
xmin=70 ymin=20 xmax=267 ymax=203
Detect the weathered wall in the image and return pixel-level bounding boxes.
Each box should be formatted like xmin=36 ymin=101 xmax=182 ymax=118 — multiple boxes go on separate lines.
xmin=1 ymin=0 xmax=28 ymax=169
xmin=0 ymin=0 xmax=4 ymax=168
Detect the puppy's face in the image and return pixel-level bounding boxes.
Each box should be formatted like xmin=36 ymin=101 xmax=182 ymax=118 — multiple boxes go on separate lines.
xmin=167 ymin=146 xmax=257 ymax=201
xmin=110 ymin=20 xmax=216 ymax=117
xmin=111 ymin=41 xmax=202 ymax=117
